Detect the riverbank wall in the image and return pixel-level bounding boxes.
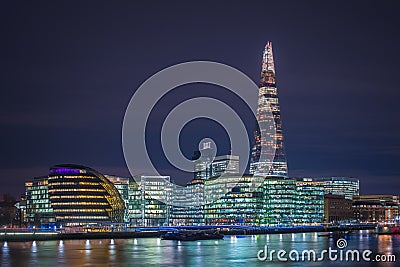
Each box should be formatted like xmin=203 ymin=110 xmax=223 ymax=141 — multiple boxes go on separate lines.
xmin=0 ymin=224 xmax=376 ymax=242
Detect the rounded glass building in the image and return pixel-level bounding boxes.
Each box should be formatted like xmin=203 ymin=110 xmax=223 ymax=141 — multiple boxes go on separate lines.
xmin=48 ymin=164 xmax=125 ymax=226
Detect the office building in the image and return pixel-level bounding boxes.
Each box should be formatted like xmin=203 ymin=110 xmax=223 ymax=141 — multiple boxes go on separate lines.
xmin=204 ymin=175 xmax=264 ymax=225
xmin=138 ymin=176 xmax=172 ymax=226
xmin=324 ymin=193 xmax=353 ymax=223
xmin=127 ymin=178 xmax=142 ymax=226
xmin=353 ymin=195 xmax=399 ymax=223
xmin=314 ymin=177 xmax=359 ymax=200
xmin=105 ymin=175 xmax=130 ymax=223
xmin=262 ymin=177 xmax=297 ymax=226
xmin=47 ymin=164 xmax=125 ymax=226
xmin=295 ymin=179 xmax=325 ymax=224
xmin=211 ymin=155 xmax=239 ymax=177
xmin=250 ymin=42 xmax=288 ymax=177
xmin=193 ymin=142 xmax=215 ymax=180
xmin=185 ymin=178 xmax=205 ymax=225
xmin=194 ymin=141 xmax=239 ymax=180
xmin=25 ymin=176 xmax=54 ymax=226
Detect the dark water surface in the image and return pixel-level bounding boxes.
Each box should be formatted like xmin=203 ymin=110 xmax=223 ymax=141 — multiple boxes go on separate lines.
xmin=1 ymin=231 xmax=399 ymax=266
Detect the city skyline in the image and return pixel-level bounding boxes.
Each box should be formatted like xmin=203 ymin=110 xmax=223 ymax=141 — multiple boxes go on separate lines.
xmin=1 ymin=2 xmax=400 ymax=267
xmin=6 ymin=42 xmax=391 ymax=204
xmin=1 ymin=1 xmax=400 ymax=197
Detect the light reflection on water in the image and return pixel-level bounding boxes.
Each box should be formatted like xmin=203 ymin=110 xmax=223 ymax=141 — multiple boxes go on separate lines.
xmin=0 ymin=232 xmax=399 ymax=267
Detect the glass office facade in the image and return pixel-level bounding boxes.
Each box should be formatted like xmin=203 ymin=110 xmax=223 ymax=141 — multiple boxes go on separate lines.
xmin=127 ymin=178 xmax=142 ymax=226
xmin=25 ymin=176 xmax=54 ymax=225
xmin=262 ymin=177 xmax=296 ymax=226
xmin=193 ymin=143 xmax=239 ymax=180
xmin=204 ymin=176 xmax=325 ymax=226
xmin=168 ymin=179 xmax=206 ymax=226
xmin=204 ymin=175 xmax=264 ymax=225
xmin=295 ymin=179 xmax=325 ymax=224
xmin=138 ymin=176 xmax=171 ymax=227
xmin=193 ymin=142 xmax=215 ymax=180
xmin=23 ymin=169 xmax=347 ymax=227
xmin=185 ymin=178 xmax=205 ymax=225
xmin=47 ymin=164 xmax=125 ymax=226
xmin=105 ymin=175 xmax=130 ymax=222
xmin=211 ymin=155 xmax=239 ymax=177
xmin=169 ymin=186 xmax=190 ymax=226
xmin=313 ymin=177 xmax=359 ymax=200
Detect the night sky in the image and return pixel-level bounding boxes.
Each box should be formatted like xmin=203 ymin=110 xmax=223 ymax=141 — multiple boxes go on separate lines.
xmin=1 ymin=1 xmax=399 ymax=197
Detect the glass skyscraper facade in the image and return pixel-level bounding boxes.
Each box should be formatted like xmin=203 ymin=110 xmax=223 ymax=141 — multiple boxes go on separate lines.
xmin=250 ymin=42 xmax=288 ymax=177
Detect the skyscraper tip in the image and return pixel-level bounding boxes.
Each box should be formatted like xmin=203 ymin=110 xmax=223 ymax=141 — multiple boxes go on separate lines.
xmin=262 ymin=41 xmax=275 ymax=73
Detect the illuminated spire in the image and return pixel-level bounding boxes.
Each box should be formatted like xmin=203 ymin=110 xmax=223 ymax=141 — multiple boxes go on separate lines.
xmin=262 ymin=41 xmax=275 ymax=74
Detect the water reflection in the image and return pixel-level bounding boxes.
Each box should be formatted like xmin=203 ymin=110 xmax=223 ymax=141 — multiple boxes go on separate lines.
xmin=85 ymin=240 xmax=91 ymax=256
xmin=31 ymin=241 xmax=37 ymax=253
xmin=58 ymin=240 xmax=64 ymax=255
xmin=378 ymin=235 xmax=393 ymax=254
xmin=0 ymin=233 xmax=399 ymax=266
xmin=1 ymin=241 xmax=9 ymax=266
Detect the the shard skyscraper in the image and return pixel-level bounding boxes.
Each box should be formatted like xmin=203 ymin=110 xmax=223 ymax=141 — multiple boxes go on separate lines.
xmin=250 ymin=42 xmax=288 ymax=177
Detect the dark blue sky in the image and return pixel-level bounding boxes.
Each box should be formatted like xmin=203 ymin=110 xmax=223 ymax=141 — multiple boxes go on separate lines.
xmin=1 ymin=1 xmax=399 ymax=196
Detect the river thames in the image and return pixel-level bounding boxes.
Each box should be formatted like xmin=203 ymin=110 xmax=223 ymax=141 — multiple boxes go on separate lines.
xmin=1 ymin=231 xmax=398 ymax=266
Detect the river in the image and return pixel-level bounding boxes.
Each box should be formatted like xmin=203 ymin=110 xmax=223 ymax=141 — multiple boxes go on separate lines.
xmin=1 ymin=231 xmax=399 ymax=266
